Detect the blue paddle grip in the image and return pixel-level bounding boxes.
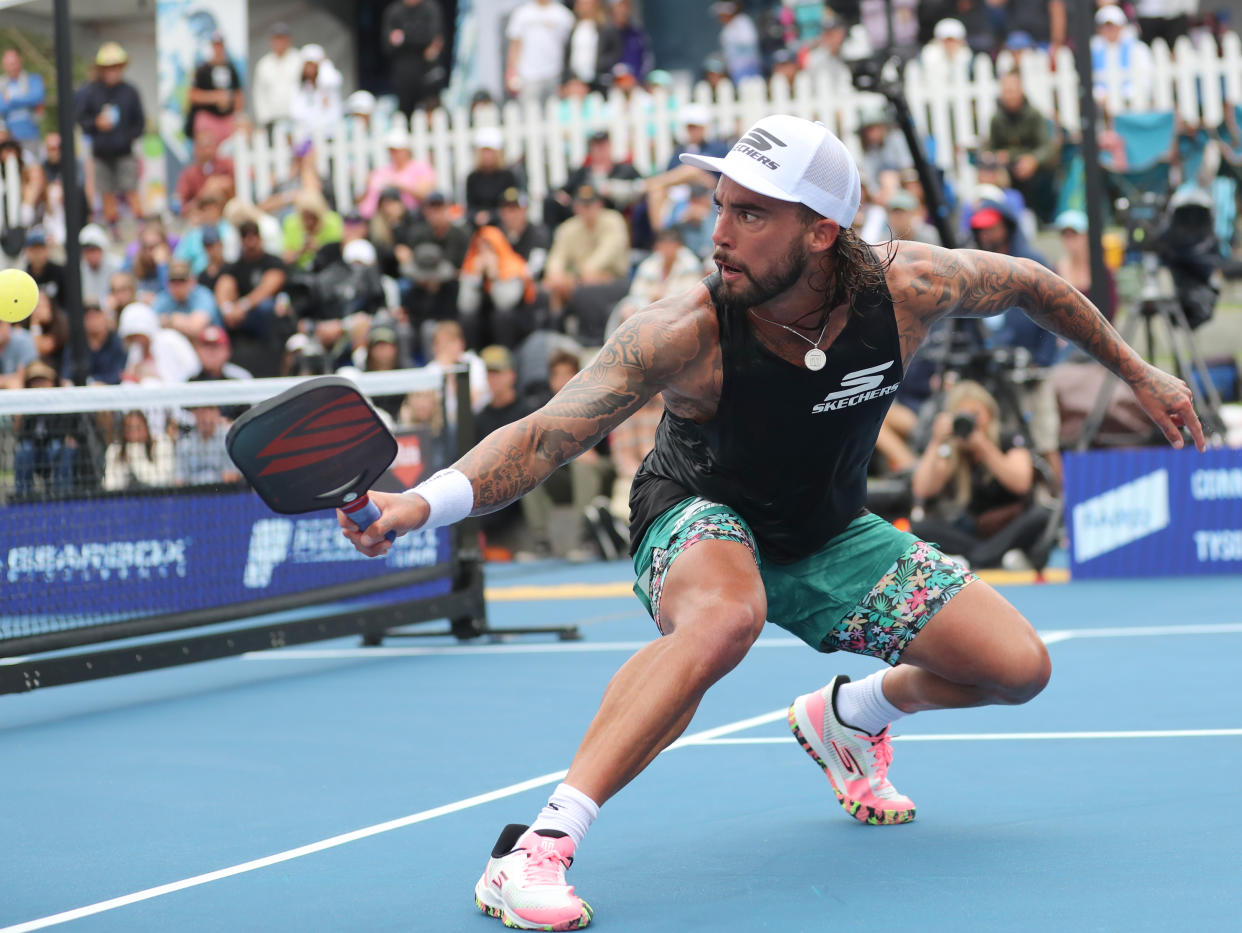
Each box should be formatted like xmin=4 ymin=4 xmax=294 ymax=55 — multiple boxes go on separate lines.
xmin=347 ymin=498 xmax=397 ymax=542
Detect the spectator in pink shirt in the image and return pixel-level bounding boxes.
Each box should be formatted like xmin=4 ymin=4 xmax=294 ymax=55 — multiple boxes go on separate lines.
xmin=358 ymin=125 xmax=437 ymax=218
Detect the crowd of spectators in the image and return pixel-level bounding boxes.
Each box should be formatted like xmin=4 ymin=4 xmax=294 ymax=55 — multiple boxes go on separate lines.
xmin=0 ymin=1 xmax=1229 ymax=566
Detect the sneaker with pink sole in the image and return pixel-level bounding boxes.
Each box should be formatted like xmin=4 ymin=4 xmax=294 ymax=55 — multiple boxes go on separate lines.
xmin=788 ymin=675 xmax=916 ymax=825
xmin=474 ymin=824 xmax=593 ymax=930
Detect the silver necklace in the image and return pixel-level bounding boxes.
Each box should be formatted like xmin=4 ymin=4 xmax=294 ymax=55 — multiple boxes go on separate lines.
xmin=749 ymin=308 xmax=831 ymax=371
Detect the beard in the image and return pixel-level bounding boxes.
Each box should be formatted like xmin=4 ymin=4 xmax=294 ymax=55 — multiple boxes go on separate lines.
xmin=711 ymin=243 xmax=809 ymax=311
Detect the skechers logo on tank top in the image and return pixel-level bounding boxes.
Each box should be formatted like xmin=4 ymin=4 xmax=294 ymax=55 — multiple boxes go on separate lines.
xmin=629 ymin=262 xmax=905 ymax=564
xmin=734 ymin=128 xmax=787 ymax=169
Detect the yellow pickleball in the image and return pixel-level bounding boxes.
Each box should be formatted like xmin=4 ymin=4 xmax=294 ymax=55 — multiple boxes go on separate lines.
xmin=0 ymin=268 xmax=38 ymax=323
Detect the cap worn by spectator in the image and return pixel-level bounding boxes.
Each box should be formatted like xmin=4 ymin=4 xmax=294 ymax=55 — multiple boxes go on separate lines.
xmin=26 ymin=227 xmax=47 ymax=246
xmin=237 ymin=219 xmax=261 ymax=239
xmin=887 ymin=190 xmax=919 ymax=212
xmin=378 ymin=186 xmax=403 ymax=204
xmin=679 ymin=114 xmax=862 ymax=229
xmin=1005 ymin=31 xmax=1035 ymax=51
xmin=201 ymin=225 xmax=221 ymax=246
xmin=480 ymin=345 xmax=513 ymax=372
xmin=342 ymin=210 xmax=367 ymax=227
xmin=1096 ymin=6 xmax=1128 ymax=27
xmin=1056 ymin=209 xmax=1089 ymax=233
xmin=499 ymin=187 xmax=528 ymax=208
xmin=210 ymin=31 xmax=225 ymax=44
xmin=346 ymin=90 xmax=376 ymax=116
xmin=611 ymin=64 xmax=637 ymax=87
xmin=293 ymin=139 xmax=314 ymax=159
xmin=412 ymin=242 xmax=457 ymax=281
xmin=588 ymin=129 xmax=610 ymax=146
xmin=301 ymin=44 xmax=326 ymax=63
xmin=771 ymin=49 xmax=797 ymax=67
xmin=704 ymin=56 xmax=726 ymax=75
xmin=343 ymin=238 xmax=378 ymax=266
xmin=647 ymin=70 xmax=673 ymax=88
xmin=25 ymin=361 xmax=57 ymax=385
xmin=80 ymin=224 xmax=110 ymax=250
xmin=384 ymin=126 xmax=411 ymax=150
xmin=681 ymin=103 xmax=710 ymax=128
xmin=474 ymin=127 xmax=504 ymax=151
xmin=369 ymin=325 xmax=397 ymax=346
xmin=269 ymin=22 xmax=291 ymax=37
xmin=168 ymin=259 xmax=193 ymax=280
xmin=711 ymin=1 xmax=739 ymax=15
xmin=574 ymin=184 xmax=601 ymax=204
xmin=423 ymin=191 xmax=448 ymax=207
xmin=197 ymin=324 xmax=231 ymax=348
xmin=934 ymin=19 xmax=967 ymax=42
xmin=96 ymin=42 xmax=128 ymax=67
xmin=859 ymin=106 xmax=891 ymax=128
xmin=118 ymin=302 xmax=160 ymax=340
xmin=969 ymin=207 xmax=1005 ymax=230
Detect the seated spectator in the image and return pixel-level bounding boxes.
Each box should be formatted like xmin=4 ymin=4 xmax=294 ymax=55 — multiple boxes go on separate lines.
xmin=665 ymin=183 xmax=717 ymax=259
xmin=225 ymin=198 xmax=284 ymax=259
xmin=79 ymin=223 xmax=117 ymax=306
xmin=105 ymin=272 xmax=138 ymax=320
xmin=404 ymin=241 xmax=460 ymax=358
xmin=465 ymin=127 xmax=520 ymax=227
xmin=24 ymin=227 xmax=65 ymax=305
xmin=282 ymin=188 xmax=343 ymax=270
xmin=13 ymin=361 xmax=96 ymax=498
xmin=117 ymin=302 xmax=201 ymax=385
xmin=154 ymin=259 xmax=220 ymax=338
xmin=258 ymin=139 xmax=323 ymax=218
xmin=214 ymin=220 xmax=289 ymax=377
xmin=604 ymin=389 xmax=663 ymax=536
xmin=127 ymin=220 xmax=172 ymax=303
xmin=1054 ymin=209 xmax=1117 ymax=322
xmin=471 ymin=345 xmax=532 ymax=552
xmin=175 ymin=132 xmax=235 ymax=213
xmin=517 ymin=348 xmax=609 ymax=561
xmin=174 ymin=405 xmax=241 ymax=486
xmin=458 ymin=224 xmax=539 ymax=349
xmin=61 ymin=302 xmax=126 ymax=385
xmin=197 ymin=225 xmax=228 ymax=293
xmin=883 ymin=189 xmax=941 ymax=244
xmin=102 ymin=410 xmax=175 ymax=491
xmin=857 ymin=106 xmax=913 ymax=206
xmin=543 ymin=184 xmax=630 ymax=336
xmin=370 ymin=189 xmax=419 ymax=276
xmin=547 ymin=129 xmax=643 ymax=228
xmin=424 ymin=319 xmax=490 ymax=421
xmin=174 ymin=189 xmax=239 ymax=275
xmin=496 ymin=188 xmax=550 ymax=279
xmin=28 ymin=290 xmax=69 ymax=373
xmin=769 ymin=47 xmax=800 ymax=87
xmin=358 ymin=126 xmax=436 ymax=219
xmin=910 ymin=380 xmax=1055 ymax=570
xmin=0 ymin=317 xmax=37 ymax=389
xmin=190 ymin=324 xmax=252 ymax=382
xmin=983 ymin=71 xmax=1061 ymax=225
xmin=607 ymin=227 xmax=702 ymax=334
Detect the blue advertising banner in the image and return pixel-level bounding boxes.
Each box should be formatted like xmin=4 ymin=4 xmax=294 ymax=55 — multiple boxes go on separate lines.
xmin=1 ymin=490 xmax=452 ymax=638
xmin=1064 ymin=447 xmax=1242 ymax=579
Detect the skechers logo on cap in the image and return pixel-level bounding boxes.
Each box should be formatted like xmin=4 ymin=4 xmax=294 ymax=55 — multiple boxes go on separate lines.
xmin=733 ymin=128 xmax=787 ymax=169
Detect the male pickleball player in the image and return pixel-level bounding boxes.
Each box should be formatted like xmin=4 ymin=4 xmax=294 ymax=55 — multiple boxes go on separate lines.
xmin=341 ymin=114 xmax=1205 ymax=930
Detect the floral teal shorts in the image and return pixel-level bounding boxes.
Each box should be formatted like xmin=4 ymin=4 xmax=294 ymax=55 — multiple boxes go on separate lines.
xmin=633 ymin=499 xmax=977 ymax=664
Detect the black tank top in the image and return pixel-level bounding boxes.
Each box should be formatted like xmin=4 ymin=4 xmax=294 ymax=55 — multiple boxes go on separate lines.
xmin=630 ymin=271 xmax=904 ymax=564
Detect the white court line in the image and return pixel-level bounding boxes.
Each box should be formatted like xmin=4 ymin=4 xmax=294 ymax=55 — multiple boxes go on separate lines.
xmin=0 ymin=707 xmax=788 ymax=933
xmin=239 ymin=621 xmax=1242 ymax=661
xmin=683 ymin=728 xmax=1242 ymax=746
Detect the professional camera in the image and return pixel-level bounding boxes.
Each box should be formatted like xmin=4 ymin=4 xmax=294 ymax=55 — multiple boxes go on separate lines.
xmin=952 ymin=412 xmax=976 ymax=439
xmin=1117 ymin=192 xmax=1164 ymax=256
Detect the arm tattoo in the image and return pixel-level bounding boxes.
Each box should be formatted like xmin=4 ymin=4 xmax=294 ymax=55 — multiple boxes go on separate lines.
xmin=893 ymin=242 xmax=1143 ymax=380
xmin=454 ymin=310 xmax=702 ymax=513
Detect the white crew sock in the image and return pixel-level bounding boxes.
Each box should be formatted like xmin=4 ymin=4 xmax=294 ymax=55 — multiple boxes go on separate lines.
xmin=833 ymin=669 xmax=907 ymax=736
xmin=529 ymin=782 xmax=600 ymax=847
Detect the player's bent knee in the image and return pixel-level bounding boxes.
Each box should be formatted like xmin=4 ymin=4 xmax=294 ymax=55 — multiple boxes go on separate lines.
xmin=992 ymin=640 xmax=1052 ymax=704
xmin=673 ymin=600 xmax=764 ymax=680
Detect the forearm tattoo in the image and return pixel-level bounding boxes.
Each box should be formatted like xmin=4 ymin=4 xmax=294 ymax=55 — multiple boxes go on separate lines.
xmin=455 ymin=310 xmax=704 ymax=514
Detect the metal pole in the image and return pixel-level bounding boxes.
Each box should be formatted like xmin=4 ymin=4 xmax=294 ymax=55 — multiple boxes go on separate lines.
xmin=1070 ymin=0 xmax=1112 ymax=315
xmin=53 ymin=0 xmax=88 ymax=386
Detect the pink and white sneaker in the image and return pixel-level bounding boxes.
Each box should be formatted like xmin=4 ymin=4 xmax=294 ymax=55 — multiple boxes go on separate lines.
xmin=788 ymin=675 xmax=916 ymax=826
xmin=474 ymin=824 xmax=593 ymax=930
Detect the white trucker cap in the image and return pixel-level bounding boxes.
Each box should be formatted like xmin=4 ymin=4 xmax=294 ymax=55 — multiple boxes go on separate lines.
xmin=679 ymin=114 xmax=861 ymax=228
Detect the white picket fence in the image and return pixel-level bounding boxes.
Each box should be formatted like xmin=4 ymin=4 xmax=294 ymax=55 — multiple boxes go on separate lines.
xmin=225 ymin=33 xmax=1242 ymax=222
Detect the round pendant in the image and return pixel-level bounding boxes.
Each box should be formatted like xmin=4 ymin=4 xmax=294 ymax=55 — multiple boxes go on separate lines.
xmin=804 ymin=348 xmax=827 ymax=371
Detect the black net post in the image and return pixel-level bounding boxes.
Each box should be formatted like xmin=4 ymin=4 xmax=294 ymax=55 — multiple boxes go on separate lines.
xmin=54 ymin=0 xmax=89 ymax=386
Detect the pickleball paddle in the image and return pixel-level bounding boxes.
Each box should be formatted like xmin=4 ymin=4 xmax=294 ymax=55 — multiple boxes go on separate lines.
xmin=226 ymin=375 xmax=399 ymax=541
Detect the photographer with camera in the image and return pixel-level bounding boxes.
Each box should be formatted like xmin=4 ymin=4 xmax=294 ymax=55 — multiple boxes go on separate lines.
xmin=910 ymin=380 xmax=1055 ymax=570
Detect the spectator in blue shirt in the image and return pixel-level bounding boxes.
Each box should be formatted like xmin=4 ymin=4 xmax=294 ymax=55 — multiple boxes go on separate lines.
xmin=153 ymin=258 xmax=221 ymax=338
xmin=0 ymin=317 xmax=38 ymax=388
xmin=0 ymin=50 xmax=45 ymax=146
xmin=61 ymin=302 xmax=127 ymax=385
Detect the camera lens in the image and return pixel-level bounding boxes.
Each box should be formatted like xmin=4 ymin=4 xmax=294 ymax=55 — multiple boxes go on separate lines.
xmin=952 ymin=413 xmax=976 ymax=438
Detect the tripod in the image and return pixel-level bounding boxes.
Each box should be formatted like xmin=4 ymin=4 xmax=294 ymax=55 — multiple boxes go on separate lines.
xmin=1077 ymin=253 xmax=1227 ymax=449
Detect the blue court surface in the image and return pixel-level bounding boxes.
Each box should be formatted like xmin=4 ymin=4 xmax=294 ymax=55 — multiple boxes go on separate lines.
xmin=3 ymin=563 xmax=1240 ymax=933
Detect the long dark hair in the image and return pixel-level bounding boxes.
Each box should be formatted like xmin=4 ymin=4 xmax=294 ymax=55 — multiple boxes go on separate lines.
xmin=799 ymin=207 xmax=896 ymax=318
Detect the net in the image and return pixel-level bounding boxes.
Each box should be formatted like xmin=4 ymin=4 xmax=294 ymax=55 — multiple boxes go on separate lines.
xmin=0 ymin=368 xmax=459 ymax=657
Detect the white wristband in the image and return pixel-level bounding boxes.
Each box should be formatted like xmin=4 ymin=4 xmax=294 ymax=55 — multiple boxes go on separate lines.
xmin=407 ymin=468 xmax=474 ymax=529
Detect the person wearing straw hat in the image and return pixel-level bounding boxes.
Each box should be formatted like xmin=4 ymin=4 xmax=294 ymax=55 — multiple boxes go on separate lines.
xmin=75 ymin=42 xmax=145 ymax=229
xmin=342 ymin=114 xmax=1205 ymax=931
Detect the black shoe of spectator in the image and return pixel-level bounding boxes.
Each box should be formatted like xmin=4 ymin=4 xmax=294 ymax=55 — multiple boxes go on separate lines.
xmin=583 ymin=496 xmax=628 ymax=561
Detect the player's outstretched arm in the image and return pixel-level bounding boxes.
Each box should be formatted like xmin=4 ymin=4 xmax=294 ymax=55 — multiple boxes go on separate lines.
xmin=888 ymin=241 xmax=1206 ymax=452
xmin=340 ymin=297 xmax=711 ymax=556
